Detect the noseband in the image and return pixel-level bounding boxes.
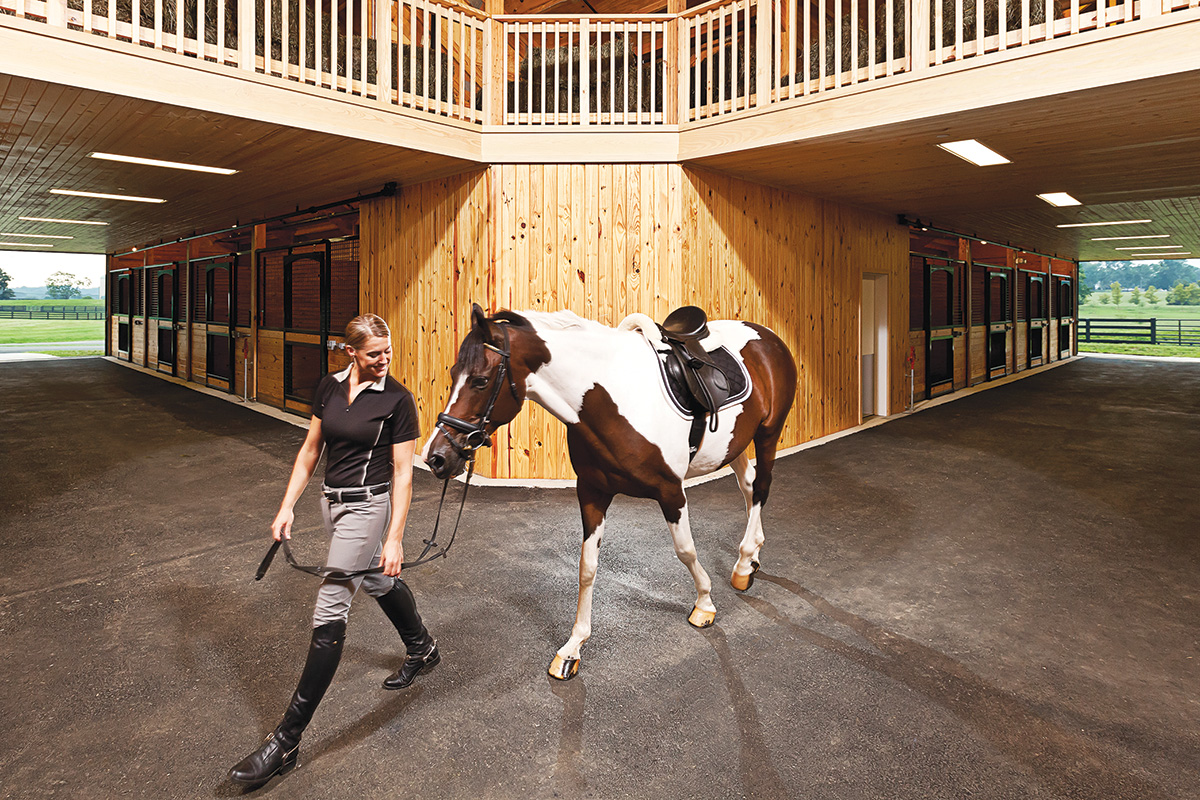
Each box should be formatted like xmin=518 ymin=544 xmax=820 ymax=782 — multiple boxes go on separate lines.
xmin=436 ymin=324 xmax=521 ymax=457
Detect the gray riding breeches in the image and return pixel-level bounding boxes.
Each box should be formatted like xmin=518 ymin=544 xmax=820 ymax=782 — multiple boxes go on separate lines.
xmin=312 ymin=488 xmax=397 ymax=627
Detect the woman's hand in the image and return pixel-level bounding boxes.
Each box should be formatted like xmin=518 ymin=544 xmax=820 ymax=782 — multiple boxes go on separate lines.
xmin=381 ymin=536 xmax=404 ymax=577
xmin=271 ymin=507 xmax=294 ymax=541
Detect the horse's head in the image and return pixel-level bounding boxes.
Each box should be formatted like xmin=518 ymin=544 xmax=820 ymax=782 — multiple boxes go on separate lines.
xmin=423 ymin=304 xmax=545 ymax=479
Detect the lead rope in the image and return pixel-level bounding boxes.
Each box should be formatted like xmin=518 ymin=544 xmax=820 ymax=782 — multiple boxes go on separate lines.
xmin=254 ymin=458 xmax=476 ymax=581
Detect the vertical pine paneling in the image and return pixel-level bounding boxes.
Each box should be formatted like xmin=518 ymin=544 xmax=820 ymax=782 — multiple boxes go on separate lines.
xmin=361 ymin=164 xmax=907 ymax=481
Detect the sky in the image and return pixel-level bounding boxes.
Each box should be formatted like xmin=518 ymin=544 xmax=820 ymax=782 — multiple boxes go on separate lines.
xmin=0 ymin=250 xmax=107 ymax=289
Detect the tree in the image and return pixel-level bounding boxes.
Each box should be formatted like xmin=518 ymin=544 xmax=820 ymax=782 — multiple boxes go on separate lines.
xmin=1145 ymin=285 xmax=1160 ymax=305
xmin=1130 ymin=287 xmax=1142 ymax=305
xmin=1189 ymin=283 xmax=1200 ymax=306
xmin=1099 ymin=294 xmax=1111 ymax=304
xmin=44 ymin=271 xmax=88 ymax=300
xmin=0 ymin=268 xmax=15 ymax=300
xmin=1167 ymin=282 xmax=1188 ymax=305
xmin=1077 ymin=264 xmax=1089 ymax=306
xmin=1110 ymin=281 xmax=1123 ymax=305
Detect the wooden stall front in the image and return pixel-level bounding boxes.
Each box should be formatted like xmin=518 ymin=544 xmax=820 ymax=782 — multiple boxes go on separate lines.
xmin=360 ymin=164 xmax=910 ymax=482
xmin=909 ymin=233 xmax=1077 ymax=398
xmin=107 ymin=209 xmax=361 ymax=415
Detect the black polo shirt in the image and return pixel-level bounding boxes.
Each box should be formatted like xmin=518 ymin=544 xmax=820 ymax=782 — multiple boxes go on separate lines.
xmin=313 ymin=366 xmax=420 ymax=488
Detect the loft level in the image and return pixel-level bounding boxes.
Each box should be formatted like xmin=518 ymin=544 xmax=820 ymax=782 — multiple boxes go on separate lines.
xmin=3 ymin=0 xmax=1197 ymax=138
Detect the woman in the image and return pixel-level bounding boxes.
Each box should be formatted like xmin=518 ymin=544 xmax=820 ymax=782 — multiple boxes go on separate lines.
xmin=229 ymin=314 xmax=440 ymax=786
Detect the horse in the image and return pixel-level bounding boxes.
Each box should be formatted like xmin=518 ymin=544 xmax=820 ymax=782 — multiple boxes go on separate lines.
xmin=423 ymin=304 xmax=797 ymax=680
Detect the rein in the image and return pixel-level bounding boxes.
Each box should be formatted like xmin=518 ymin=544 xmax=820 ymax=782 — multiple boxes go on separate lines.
xmin=254 ymin=461 xmax=475 ymax=581
xmin=254 ymin=325 xmax=517 ymax=582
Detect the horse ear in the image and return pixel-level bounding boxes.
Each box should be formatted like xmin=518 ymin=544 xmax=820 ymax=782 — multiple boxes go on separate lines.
xmin=470 ymin=303 xmax=488 ymax=331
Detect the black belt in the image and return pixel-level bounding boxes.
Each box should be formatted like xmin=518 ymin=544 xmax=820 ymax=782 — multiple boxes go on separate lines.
xmin=322 ymin=483 xmax=390 ymax=504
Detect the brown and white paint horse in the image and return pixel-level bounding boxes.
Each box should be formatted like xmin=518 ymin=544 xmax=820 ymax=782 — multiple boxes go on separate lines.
xmin=424 ymin=304 xmax=797 ymax=680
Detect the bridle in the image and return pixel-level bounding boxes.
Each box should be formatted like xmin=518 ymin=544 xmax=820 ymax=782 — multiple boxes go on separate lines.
xmin=253 ymin=323 xmax=521 ymax=582
xmin=434 ymin=323 xmax=521 ymax=458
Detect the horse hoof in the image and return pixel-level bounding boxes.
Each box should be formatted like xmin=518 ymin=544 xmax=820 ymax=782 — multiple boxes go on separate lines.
xmin=688 ymin=605 xmax=716 ymax=628
xmin=731 ymin=560 xmax=760 ymax=592
xmin=731 ymin=571 xmax=754 ymax=592
xmin=548 ymin=654 xmax=580 ymax=681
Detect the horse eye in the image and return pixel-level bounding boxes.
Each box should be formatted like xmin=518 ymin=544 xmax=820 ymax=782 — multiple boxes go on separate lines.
xmin=470 ymin=376 xmax=489 ymax=390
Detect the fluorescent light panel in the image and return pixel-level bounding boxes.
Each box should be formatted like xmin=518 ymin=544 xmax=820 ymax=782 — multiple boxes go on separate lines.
xmin=1091 ymin=235 xmax=1170 ymax=241
xmin=50 ymin=188 xmax=165 ymax=203
xmin=89 ymin=152 xmax=238 ymax=175
xmin=1057 ymin=219 xmax=1151 ymax=228
xmin=1114 ymin=245 xmax=1183 ymax=251
xmin=0 ymin=241 xmax=54 ymax=248
xmin=1038 ymin=192 xmax=1081 ymax=207
xmin=19 ymin=216 xmax=109 ymax=226
xmin=937 ymin=139 xmax=1012 ymax=167
xmin=1130 ymin=252 xmax=1190 ymax=258
xmin=0 ymin=232 xmax=74 ymax=239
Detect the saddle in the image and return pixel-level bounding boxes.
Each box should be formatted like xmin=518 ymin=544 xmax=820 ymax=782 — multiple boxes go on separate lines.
xmin=657 ymin=306 xmax=742 ymax=458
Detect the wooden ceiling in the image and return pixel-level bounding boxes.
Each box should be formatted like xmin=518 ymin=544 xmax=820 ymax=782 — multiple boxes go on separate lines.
xmin=690 ymin=68 xmax=1200 ymax=262
xmin=0 ymin=75 xmax=475 ymax=255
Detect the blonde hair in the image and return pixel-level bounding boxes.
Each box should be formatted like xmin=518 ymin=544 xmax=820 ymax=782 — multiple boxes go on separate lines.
xmin=344 ymin=314 xmax=391 ymax=350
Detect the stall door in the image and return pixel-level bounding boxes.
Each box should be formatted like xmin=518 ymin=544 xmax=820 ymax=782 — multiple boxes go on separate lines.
xmin=985 ymin=270 xmax=1011 ymax=379
xmin=1056 ymin=278 xmax=1074 ymax=358
xmin=151 ymin=267 xmax=178 ymax=375
xmin=1025 ymin=274 xmax=1046 ymax=367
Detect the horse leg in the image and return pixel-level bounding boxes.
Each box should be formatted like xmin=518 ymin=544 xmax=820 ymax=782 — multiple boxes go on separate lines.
xmin=729 ymin=450 xmax=764 ymax=591
xmin=549 ymin=484 xmax=613 ymax=681
xmin=661 ymin=493 xmax=717 ymax=628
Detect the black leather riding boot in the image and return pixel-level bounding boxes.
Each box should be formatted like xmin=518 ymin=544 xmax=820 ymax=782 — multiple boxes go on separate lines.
xmin=375 ymin=579 xmax=433 ymax=655
xmin=228 ymin=620 xmax=346 ymax=785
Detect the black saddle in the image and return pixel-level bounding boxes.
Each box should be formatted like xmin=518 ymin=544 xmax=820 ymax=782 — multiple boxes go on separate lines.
xmin=657 ymin=306 xmax=745 ymax=458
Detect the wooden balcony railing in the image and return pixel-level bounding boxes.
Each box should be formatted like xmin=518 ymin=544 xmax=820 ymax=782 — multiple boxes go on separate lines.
xmin=3 ymin=0 xmax=1195 ymax=129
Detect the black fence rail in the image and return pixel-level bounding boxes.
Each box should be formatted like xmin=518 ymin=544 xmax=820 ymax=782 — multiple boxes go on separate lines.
xmin=0 ymin=308 xmax=105 ymax=320
xmin=1080 ymin=318 xmax=1200 ymax=347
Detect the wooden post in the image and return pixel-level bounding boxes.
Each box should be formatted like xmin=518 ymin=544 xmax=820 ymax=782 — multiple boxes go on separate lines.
xmin=1141 ymin=0 xmax=1162 ymax=18
xmin=104 ymin=255 xmax=113 ymax=357
xmin=755 ymin=0 xmax=769 ymax=106
xmin=580 ymin=18 xmax=590 ymax=126
xmin=664 ymin=1 xmax=684 ymax=124
xmin=912 ymin=0 xmax=930 ymax=71
xmin=238 ymin=0 xmax=255 ymax=70
xmin=677 ymin=10 xmax=690 ymax=125
xmin=47 ymin=0 xmax=66 ymax=27
xmin=250 ymin=224 xmax=266 ymax=401
xmin=484 ymin=0 xmax=504 ymax=126
xmin=378 ymin=0 xmax=393 ymax=105
xmin=184 ymin=240 xmax=193 ymax=382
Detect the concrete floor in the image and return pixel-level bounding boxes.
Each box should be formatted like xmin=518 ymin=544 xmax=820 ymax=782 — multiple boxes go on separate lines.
xmin=0 ymin=357 xmax=1197 ymax=799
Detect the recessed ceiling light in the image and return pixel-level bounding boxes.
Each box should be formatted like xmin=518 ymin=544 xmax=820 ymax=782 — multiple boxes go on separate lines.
xmin=0 ymin=232 xmax=74 ymax=239
xmin=89 ymin=152 xmax=239 ymax=175
xmin=1057 ymin=219 xmax=1151 ymax=228
xmin=936 ymin=139 xmax=1011 ymax=166
xmin=1114 ymin=245 xmax=1183 ymax=251
xmin=50 ymin=188 xmax=165 ymax=203
xmin=19 ymin=216 xmax=109 ymax=225
xmin=1091 ymin=235 xmax=1170 ymax=241
xmin=0 ymin=241 xmax=54 ymax=248
xmin=1038 ymin=192 xmax=1081 ymax=207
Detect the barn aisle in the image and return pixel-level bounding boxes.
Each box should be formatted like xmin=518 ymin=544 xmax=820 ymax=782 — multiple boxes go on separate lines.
xmin=1 ymin=356 xmax=1197 ymax=799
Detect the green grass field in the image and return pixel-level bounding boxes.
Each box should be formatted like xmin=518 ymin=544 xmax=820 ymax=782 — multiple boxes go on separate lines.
xmin=1 ymin=298 xmax=104 ymax=309
xmin=0 ymin=319 xmax=105 ymax=344
xmin=31 ymin=349 xmax=104 ymax=357
xmin=1080 ymin=297 xmax=1200 ymax=320
xmin=1079 ymin=343 xmax=1200 ymax=358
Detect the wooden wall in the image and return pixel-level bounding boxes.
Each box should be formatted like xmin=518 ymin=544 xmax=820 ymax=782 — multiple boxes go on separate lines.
xmin=361 ymin=165 xmax=910 ymax=481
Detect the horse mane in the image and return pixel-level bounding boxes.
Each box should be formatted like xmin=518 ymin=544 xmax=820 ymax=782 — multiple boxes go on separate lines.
xmin=516 ymin=309 xmax=608 ymax=333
